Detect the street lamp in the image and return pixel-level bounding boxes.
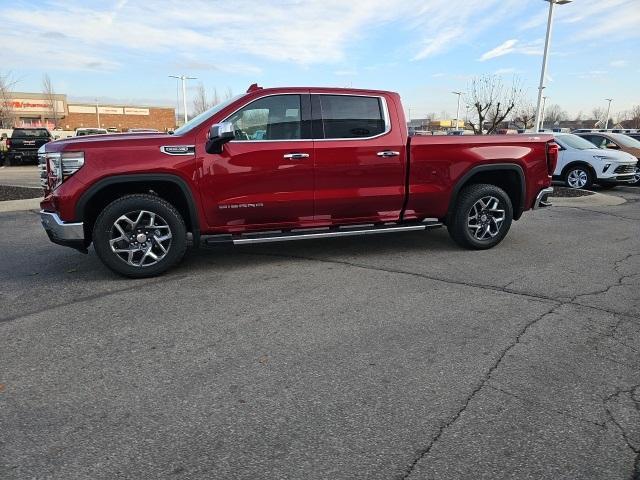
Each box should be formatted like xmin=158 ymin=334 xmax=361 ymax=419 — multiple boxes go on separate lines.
xmin=534 ymin=0 xmax=572 ymax=132
xmin=452 ymin=91 xmax=463 ymax=131
xmin=541 ymin=95 xmax=548 ymax=130
xmin=169 ymin=74 xmax=197 ymax=125
xmin=604 ymin=98 xmax=613 ymax=129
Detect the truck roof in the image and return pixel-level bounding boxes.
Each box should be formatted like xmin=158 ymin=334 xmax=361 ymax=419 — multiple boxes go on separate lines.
xmin=245 ymin=85 xmax=397 ymax=97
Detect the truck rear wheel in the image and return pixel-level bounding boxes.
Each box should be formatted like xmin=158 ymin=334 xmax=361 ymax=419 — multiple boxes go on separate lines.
xmin=447 ymin=183 xmax=513 ymax=250
xmin=92 ymin=194 xmax=187 ymax=278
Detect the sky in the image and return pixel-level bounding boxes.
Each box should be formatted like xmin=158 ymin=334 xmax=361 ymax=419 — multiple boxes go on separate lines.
xmin=1 ymin=0 xmax=639 ymax=120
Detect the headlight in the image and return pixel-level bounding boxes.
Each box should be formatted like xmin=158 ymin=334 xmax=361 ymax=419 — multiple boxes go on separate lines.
xmin=38 ymin=149 xmax=84 ymax=189
xmin=593 ymin=155 xmax=614 ymax=161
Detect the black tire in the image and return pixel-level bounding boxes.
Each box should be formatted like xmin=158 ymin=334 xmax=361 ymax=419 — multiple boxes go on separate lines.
xmin=3 ymin=154 xmax=12 ymax=167
xmin=92 ymin=194 xmax=187 ymax=278
xmin=447 ymin=183 xmax=513 ymax=250
xmin=564 ymin=165 xmax=593 ymax=189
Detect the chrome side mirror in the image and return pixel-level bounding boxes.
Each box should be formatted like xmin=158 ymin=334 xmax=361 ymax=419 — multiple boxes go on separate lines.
xmin=205 ymin=121 xmax=235 ymax=154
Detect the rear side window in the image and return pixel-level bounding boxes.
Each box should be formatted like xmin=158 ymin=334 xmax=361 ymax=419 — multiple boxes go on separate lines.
xmin=318 ymin=95 xmax=386 ymax=139
xmin=227 ymin=94 xmax=302 ymax=141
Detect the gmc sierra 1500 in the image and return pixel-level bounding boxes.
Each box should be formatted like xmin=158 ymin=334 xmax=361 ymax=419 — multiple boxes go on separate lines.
xmin=39 ymin=85 xmax=557 ymax=277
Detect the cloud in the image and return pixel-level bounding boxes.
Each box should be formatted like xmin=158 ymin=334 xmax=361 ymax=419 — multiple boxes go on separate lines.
xmin=410 ymin=0 xmax=528 ymax=60
xmin=479 ymin=39 xmax=519 ymax=61
xmin=479 ymin=39 xmax=543 ymax=61
xmin=610 ymin=60 xmax=628 ymax=68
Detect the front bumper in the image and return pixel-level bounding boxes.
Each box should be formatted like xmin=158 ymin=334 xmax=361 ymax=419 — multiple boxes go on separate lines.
xmin=40 ymin=211 xmax=87 ymax=252
xmin=533 ymin=187 xmax=554 ymax=209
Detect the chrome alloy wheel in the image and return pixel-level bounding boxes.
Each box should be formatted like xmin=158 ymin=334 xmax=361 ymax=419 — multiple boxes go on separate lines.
xmin=634 ymin=166 xmax=640 ymax=185
xmin=467 ymin=196 xmax=506 ymax=241
xmin=567 ymin=169 xmax=588 ymax=188
xmin=109 ymin=210 xmax=172 ymax=267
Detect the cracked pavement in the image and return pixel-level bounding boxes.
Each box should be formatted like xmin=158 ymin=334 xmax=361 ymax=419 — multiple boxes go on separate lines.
xmin=1 ymin=186 xmax=639 ymax=479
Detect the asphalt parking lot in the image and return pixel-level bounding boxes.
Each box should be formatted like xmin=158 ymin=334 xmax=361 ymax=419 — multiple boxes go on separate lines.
xmin=1 ymin=184 xmax=639 ymax=479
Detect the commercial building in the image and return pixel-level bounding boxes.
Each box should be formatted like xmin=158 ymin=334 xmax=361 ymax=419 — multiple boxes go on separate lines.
xmin=2 ymin=92 xmax=176 ymax=132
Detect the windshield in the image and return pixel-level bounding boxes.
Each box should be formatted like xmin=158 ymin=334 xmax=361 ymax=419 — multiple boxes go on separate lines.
xmin=173 ymin=94 xmax=246 ymax=135
xmin=610 ymin=133 xmax=640 ymax=148
xmin=555 ymin=134 xmax=599 ymax=150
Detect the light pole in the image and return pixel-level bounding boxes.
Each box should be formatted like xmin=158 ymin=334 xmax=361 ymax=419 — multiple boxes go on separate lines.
xmin=604 ymin=98 xmax=613 ymax=129
xmin=540 ymin=95 xmax=548 ymax=130
xmin=95 ymin=98 xmax=100 ymax=128
xmin=534 ymin=0 xmax=572 ymax=132
xmin=452 ymin=91 xmax=462 ymax=131
xmin=169 ymin=74 xmax=197 ymax=125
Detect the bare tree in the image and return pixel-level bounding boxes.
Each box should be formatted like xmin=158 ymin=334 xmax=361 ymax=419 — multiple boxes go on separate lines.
xmin=223 ymin=87 xmax=233 ymax=101
xmin=592 ymin=107 xmax=606 ymax=127
xmin=465 ymin=75 xmax=523 ymax=135
xmin=212 ymin=87 xmax=220 ymax=106
xmin=512 ymin=102 xmax=536 ymax=130
xmin=192 ymin=82 xmax=211 ymax=116
xmin=629 ymin=105 xmax=640 ymax=129
xmin=0 ymin=71 xmax=17 ymax=128
xmin=42 ymin=74 xmax=59 ymax=129
xmin=544 ymin=104 xmax=568 ymax=126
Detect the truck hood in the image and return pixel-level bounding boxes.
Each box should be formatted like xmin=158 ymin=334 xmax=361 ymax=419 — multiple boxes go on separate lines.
xmin=44 ymin=132 xmax=188 ymax=153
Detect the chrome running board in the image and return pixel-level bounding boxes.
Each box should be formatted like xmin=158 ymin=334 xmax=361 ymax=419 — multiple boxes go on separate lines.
xmin=203 ymin=220 xmax=442 ymax=246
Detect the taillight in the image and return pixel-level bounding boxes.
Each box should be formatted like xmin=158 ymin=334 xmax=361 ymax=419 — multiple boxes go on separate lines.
xmin=6 ymin=138 xmax=11 ymax=149
xmin=546 ymin=141 xmax=558 ymax=175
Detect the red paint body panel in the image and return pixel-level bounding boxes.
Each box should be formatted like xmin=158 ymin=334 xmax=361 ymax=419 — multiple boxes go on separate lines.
xmin=40 ymin=86 xmax=553 ymax=239
xmin=406 ymin=135 xmax=553 ymax=220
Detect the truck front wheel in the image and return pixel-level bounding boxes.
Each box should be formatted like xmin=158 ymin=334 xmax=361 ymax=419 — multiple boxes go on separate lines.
xmin=92 ymin=194 xmax=187 ymax=277
xmin=447 ymin=183 xmax=513 ymax=250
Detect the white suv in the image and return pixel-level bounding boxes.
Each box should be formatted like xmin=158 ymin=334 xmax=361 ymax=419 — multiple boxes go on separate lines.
xmin=553 ymin=133 xmax=637 ymax=189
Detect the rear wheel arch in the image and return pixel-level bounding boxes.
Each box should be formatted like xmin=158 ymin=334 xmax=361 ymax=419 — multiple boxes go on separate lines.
xmin=447 ymin=164 xmax=525 ymax=222
xmin=76 ymin=174 xmax=200 ymax=245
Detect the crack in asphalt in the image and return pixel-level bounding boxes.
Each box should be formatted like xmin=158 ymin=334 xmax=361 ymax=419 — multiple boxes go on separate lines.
xmin=486 ymin=384 xmax=606 ymax=428
xmin=239 ymin=250 xmax=640 ymax=479
xmin=603 ymin=387 xmax=640 ymax=466
xmin=0 ymin=274 xmax=189 ymax=325
xmin=394 ymin=304 xmax=562 ymax=480
xmin=572 ymin=252 xmax=640 ymax=304
xmin=558 ymin=205 xmax=638 ymax=222
xmin=241 ymin=250 xmax=640 ymax=321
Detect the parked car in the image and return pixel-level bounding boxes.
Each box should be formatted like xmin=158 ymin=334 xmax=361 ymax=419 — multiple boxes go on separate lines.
xmin=75 ymin=128 xmax=108 ymax=136
xmin=552 ymin=133 xmax=637 ymax=189
xmin=39 ymin=85 xmax=557 ymax=277
xmin=4 ymin=128 xmax=52 ymax=166
xmin=575 ymin=132 xmax=640 ymax=186
xmin=0 ymin=133 xmax=8 ymax=164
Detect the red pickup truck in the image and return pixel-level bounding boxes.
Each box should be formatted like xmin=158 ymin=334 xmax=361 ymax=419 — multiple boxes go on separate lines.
xmin=39 ymin=85 xmax=556 ymax=277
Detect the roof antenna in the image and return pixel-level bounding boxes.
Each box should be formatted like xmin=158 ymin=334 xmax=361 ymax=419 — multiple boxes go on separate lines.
xmin=246 ymin=83 xmax=263 ymax=93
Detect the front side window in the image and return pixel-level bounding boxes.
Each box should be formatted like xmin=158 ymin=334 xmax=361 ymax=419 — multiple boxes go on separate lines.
xmin=227 ymin=95 xmax=302 ymax=141
xmin=318 ymin=95 xmax=386 ymax=139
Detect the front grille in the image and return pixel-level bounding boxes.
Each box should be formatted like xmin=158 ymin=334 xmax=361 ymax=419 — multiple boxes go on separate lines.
xmin=614 ymin=164 xmax=636 ymax=174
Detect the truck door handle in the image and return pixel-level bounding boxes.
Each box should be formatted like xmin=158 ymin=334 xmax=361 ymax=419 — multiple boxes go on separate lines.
xmin=283 ymin=153 xmax=310 ymax=160
xmin=377 ymin=150 xmax=400 ymax=157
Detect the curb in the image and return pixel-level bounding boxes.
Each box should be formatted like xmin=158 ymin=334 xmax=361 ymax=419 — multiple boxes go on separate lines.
xmin=0 ymin=198 xmax=41 ymax=213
